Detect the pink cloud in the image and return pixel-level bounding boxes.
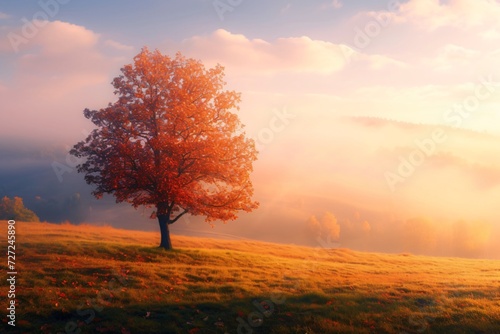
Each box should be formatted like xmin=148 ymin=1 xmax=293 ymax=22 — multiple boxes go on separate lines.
xmin=181 ymin=29 xmax=348 ymax=74
xmin=182 ymin=29 xmax=346 ymax=73
xmin=104 ymin=39 xmax=134 ymax=51
xmin=0 ymin=21 xmax=131 ymax=145
xmin=179 ymin=29 xmax=404 ymax=76
xmin=398 ymin=0 xmax=500 ymax=31
xmin=35 ymin=20 xmax=99 ymax=54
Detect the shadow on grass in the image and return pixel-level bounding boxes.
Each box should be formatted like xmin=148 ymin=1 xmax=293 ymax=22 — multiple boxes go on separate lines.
xmin=6 ymin=293 xmax=339 ymax=334
xmin=9 ymin=292 xmax=500 ymax=334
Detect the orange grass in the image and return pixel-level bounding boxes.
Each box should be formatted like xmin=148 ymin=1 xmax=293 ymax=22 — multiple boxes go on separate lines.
xmin=1 ymin=221 xmax=499 ymax=333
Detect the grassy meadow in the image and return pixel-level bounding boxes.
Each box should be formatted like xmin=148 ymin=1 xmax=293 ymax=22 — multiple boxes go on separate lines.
xmin=1 ymin=221 xmax=499 ymax=333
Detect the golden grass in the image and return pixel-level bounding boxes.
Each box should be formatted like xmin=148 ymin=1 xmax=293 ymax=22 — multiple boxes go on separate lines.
xmin=1 ymin=221 xmax=499 ymax=333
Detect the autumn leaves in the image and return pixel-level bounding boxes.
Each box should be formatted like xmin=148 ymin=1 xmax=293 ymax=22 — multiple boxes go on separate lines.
xmin=70 ymin=48 xmax=258 ymax=249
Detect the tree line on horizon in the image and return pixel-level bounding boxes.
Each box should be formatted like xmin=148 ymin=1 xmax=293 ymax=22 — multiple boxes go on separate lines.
xmin=0 ymin=196 xmax=40 ymax=222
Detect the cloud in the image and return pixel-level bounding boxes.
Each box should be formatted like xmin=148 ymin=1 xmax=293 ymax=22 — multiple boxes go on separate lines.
xmin=480 ymin=28 xmax=500 ymax=40
xmin=0 ymin=12 xmax=10 ymax=19
xmin=10 ymin=21 xmax=115 ymax=94
xmin=36 ymin=20 xmax=99 ymax=54
xmin=346 ymin=116 xmax=421 ymax=130
xmin=346 ymin=116 xmax=500 ymax=140
xmin=0 ymin=20 xmax=132 ymax=145
xmin=180 ymin=29 xmax=406 ymax=77
xmin=397 ymin=0 xmax=500 ymax=31
xmin=104 ymin=39 xmax=134 ymax=51
xmin=427 ymin=44 xmax=480 ymax=71
xmin=360 ymin=53 xmax=407 ymax=70
xmin=181 ymin=29 xmax=348 ymax=74
xmin=346 ymin=0 xmax=500 ymax=76
xmin=1 ymin=20 xmax=100 ymax=55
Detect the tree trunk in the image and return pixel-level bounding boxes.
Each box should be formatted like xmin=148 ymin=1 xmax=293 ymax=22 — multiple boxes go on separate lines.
xmin=158 ymin=215 xmax=172 ymax=250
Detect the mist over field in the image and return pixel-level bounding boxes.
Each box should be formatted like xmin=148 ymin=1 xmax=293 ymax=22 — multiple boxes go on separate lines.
xmin=2 ymin=120 xmax=499 ymax=259
xmin=2 ymin=0 xmax=500 ymax=259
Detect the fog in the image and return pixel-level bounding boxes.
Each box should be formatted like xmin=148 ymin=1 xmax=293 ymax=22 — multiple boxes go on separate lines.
xmin=2 ymin=114 xmax=500 ymax=259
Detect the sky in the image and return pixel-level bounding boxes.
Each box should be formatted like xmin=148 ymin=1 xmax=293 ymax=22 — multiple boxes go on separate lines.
xmin=1 ymin=0 xmax=500 ymax=258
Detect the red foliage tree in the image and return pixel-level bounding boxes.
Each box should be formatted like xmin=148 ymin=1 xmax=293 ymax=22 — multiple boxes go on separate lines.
xmin=71 ymin=48 xmax=258 ymax=249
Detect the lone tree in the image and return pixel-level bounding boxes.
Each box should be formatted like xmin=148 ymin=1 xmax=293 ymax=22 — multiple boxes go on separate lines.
xmin=70 ymin=48 xmax=258 ymax=249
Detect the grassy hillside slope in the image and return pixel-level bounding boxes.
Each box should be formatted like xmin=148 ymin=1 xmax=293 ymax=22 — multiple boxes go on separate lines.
xmin=1 ymin=221 xmax=499 ymax=333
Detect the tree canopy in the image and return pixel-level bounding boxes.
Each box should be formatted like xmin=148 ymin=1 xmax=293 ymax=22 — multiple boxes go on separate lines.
xmin=70 ymin=48 xmax=259 ymax=249
xmin=0 ymin=196 xmax=40 ymax=222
